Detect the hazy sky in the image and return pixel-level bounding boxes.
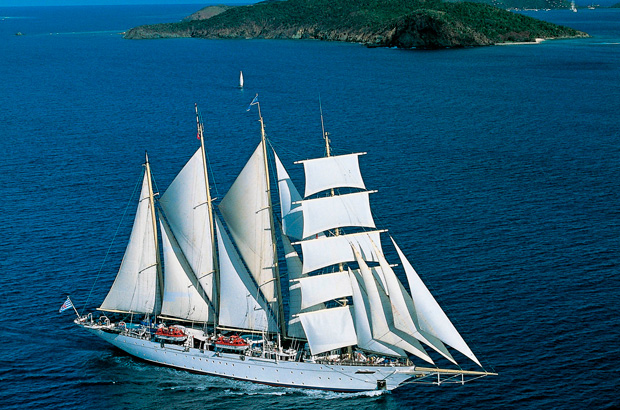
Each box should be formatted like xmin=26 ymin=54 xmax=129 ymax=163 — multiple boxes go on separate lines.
xmin=0 ymin=0 xmax=255 ymax=6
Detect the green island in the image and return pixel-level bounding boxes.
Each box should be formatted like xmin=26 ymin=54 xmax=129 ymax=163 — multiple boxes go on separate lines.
xmin=124 ymin=0 xmax=587 ymax=49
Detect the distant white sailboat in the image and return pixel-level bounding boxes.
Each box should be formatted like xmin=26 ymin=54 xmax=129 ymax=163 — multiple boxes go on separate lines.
xmin=70 ymin=99 xmax=496 ymax=392
xmin=239 ymin=71 xmax=244 ymax=88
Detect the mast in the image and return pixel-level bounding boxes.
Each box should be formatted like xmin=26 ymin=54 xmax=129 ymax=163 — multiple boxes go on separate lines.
xmin=320 ymin=97 xmax=331 ymax=158
xmin=145 ymin=152 xmax=164 ymax=312
xmin=195 ymin=104 xmax=219 ymax=330
xmin=255 ymin=97 xmax=286 ymax=338
xmin=319 ymin=100 xmax=344 ymax=273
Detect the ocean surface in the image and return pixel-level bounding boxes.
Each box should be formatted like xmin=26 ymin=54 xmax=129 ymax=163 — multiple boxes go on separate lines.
xmin=1 ymin=4 xmax=619 ymax=409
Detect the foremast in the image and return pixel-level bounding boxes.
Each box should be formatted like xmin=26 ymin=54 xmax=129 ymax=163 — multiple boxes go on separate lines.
xmin=145 ymin=153 xmax=164 ymax=312
xmin=195 ymin=104 xmax=219 ymax=330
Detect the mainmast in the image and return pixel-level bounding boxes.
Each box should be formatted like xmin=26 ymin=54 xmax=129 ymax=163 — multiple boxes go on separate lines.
xmin=145 ymin=152 xmax=164 ymax=312
xmin=195 ymin=104 xmax=219 ymax=330
xmin=254 ymin=96 xmax=287 ymax=338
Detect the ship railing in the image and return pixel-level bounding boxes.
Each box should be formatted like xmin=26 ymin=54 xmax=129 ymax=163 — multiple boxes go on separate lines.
xmin=399 ymin=367 xmax=498 ymax=386
xmin=315 ymin=358 xmax=406 ymax=367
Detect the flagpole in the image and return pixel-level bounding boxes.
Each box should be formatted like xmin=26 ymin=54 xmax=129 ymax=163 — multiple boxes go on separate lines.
xmin=68 ymin=296 xmax=81 ymax=319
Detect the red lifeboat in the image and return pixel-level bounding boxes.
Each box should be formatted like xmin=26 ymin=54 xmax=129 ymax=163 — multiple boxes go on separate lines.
xmin=215 ymin=335 xmax=249 ymax=352
xmin=154 ymin=326 xmax=187 ymax=343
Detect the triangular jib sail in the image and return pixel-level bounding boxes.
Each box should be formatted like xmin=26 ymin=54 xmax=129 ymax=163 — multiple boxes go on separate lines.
xmin=159 ymin=219 xmax=212 ymax=322
xmin=215 ymin=215 xmax=278 ymax=332
xmin=218 ymin=140 xmax=277 ymax=307
xmin=99 ymin=162 xmax=160 ymax=315
xmin=159 ymin=148 xmax=216 ymax=322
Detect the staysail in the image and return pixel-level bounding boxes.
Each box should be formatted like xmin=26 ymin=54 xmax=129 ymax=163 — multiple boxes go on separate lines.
xmin=159 ymin=148 xmax=215 ymax=317
xmin=219 ymin=141 xmax=276 ymax=305
xmin=370 ymin=240 xmax=456 ymax=364
xmin=352 ymin=247 xmax=434 ymax=364
xmin=348 ymin=268 xmax=407 ymax=357
xmin=99 ymin=168 xmax=159 ymax=314
xmin=215 ymin=215 xmax=278 ymax=332
xmin=392 ymin=237 xmax=482 ymax=366
xmin=159 ymin=219 xmax=212 ymax=322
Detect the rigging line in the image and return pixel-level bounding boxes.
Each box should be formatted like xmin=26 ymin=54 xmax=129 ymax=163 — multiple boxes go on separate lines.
xmin=205 ymin=149 xmax=220 ymax=198
xmin=196 ymin=104 xmax=220 ymax=198
xmin=199 ymin=127 xmax=219 ymax=200
xmin=81 ymin=168 xmax=144 ymax=316
xmin=267 ymin=135 xmax=326 ymax=159
xmin=150 ymin=164 xmax=160 ymax=199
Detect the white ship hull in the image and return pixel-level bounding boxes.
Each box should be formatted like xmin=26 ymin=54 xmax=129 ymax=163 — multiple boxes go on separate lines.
xmin=82 ymin=325 xmax=414 ymax=392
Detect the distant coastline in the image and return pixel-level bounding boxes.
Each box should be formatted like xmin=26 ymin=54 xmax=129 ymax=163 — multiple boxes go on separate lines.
xmin=123 ymin=0 xmax=588 ymax=49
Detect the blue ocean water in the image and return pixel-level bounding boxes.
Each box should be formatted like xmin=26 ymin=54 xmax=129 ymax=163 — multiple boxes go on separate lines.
xmin=1 ymin=5 xmax=619 ymax=409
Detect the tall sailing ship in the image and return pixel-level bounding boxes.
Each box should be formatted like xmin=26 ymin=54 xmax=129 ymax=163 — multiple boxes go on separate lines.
xmin=73 ymin=99 xmax=496 ymax=392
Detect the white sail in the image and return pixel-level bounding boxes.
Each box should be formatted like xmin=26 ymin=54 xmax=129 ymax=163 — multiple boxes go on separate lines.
xmin=100 ymin=171 xmax=158 ymax=314
xmin=299 ymin=230 xmax=383 ymax=274
xmin=299 ymin=153 xmax=366 ymax=197
xmin=239 ymin=71 xmax=244 ymax=88
xmin=295 ymin=271 xmax=353 ymax=310
xmin=299 ymin=191 xmax=376 ymax=238
xmin=348 ymin=268 xmax=407 ymax=357
xmin=282 ymin=231 xmax=305 ymax=339
xmin=281 ymin=228 xmax=323 ymax=339
xmin=391 ymin=237 xmax=481 ymax=366
xmin=372 ymin=242 xmax=456 ymax=364
xmin=159 ymin=148 xmax=215 ymax=306
xmin=353 ymin=248 xmax=434 ymax=364
xmin=215 ymin=216 xmax=277 ymax=332
xmin=274 ymin=151 xmax=304 ymax=240
xmin=159 ymin=220 xmax=211 ymax=322
xmin=219 ymin=141 xmax=276 ymax=304
xmin=298 ymin=306 xmax=357 ymax=355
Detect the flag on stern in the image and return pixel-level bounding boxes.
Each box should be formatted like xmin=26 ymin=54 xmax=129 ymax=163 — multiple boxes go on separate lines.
xmin=59 ymin=296 xmax=74 ymax=313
